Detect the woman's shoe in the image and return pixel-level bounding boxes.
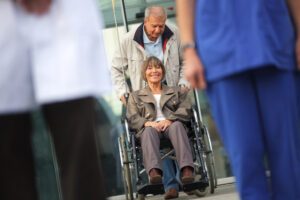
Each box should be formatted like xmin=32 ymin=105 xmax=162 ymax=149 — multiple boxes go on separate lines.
xmin=149 ymin=168 xmax=162 ymax=184
xmin=181 ymin=166 xmax=195 ymax=184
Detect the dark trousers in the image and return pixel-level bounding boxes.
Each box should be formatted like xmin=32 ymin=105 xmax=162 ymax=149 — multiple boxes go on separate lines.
xmin=0 ymin=97 xmax=106 ymax=200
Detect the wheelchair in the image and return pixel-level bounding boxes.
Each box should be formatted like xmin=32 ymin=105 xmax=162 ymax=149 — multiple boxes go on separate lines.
xmin=118 ymin=90 xmax=217 ymax=200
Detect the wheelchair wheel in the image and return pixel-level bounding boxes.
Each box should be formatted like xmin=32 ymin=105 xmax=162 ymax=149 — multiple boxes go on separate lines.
xmin=193 ymin=174 xmax=209 ymax=197
xmin=203 ymin=126 xmax=217 ymax=193
xmin=194 ymin=188 xmax=209 ymax=197
xmin=119 ymin=134 xmax=134 ymax=200
xmin=205 ymin=153 xmax=216 ymax=193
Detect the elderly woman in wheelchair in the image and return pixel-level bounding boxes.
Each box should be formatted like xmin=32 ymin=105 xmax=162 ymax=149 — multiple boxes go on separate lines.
xmin=126 ymin=56 xmax=195 ymax=186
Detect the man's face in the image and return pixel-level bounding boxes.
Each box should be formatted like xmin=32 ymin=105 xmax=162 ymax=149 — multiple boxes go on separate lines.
xmin=144 ymin=15 xmax=166 ymax=41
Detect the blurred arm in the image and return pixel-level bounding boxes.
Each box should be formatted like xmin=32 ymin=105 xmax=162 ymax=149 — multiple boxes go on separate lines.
xmin=176 ymin=0 xmax=206 ymax=89
xmin=287 ymin=0 xmax=300 ymax=34
xmin=286 ymin=0 xmax=300 ymax=69
xmin=176 ymin=0 xmax=195 ymax=46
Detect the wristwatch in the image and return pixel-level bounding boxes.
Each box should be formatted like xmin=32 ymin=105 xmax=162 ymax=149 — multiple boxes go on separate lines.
xmin=181 ymin=42 xmax=195 ymax=53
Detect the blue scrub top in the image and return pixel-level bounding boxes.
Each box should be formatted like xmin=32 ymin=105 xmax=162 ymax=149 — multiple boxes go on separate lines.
xmin=195 ymin=0 xmax=296 ymax=81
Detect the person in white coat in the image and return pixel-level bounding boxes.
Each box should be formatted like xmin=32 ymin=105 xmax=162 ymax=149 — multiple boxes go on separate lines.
xmin=0 ymin=0 xmax=111 ymax=199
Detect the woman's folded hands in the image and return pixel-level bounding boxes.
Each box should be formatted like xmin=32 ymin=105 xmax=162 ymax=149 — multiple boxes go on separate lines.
xmin=144 ymin=120 xmax=173 ymax=132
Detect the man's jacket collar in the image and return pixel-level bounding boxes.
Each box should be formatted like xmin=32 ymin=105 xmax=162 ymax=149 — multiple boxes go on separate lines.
xmin=133 ymin=23 xmax=174 ymax=52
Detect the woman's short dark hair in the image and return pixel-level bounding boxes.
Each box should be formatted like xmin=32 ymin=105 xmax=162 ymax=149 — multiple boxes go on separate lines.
xmin=141 ymin=56 xmax=166 ymax=82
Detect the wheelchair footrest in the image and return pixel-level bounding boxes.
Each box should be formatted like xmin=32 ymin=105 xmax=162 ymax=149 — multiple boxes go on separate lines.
xmin=137 ymin=183 xmax=164 ymax=195
xmin=182 ymin=180 xmax=209 ymax=192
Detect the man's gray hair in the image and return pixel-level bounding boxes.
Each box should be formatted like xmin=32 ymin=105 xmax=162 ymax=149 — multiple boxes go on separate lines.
xmin=144 ymin=6 xmax=167 ymax=19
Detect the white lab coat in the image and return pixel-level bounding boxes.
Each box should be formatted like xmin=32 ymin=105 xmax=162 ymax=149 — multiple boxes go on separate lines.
xmin=0 ymin=0 xmax=111 ymax=114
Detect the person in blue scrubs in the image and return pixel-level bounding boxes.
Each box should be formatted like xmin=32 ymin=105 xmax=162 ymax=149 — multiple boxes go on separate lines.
xmin=176 ymin=0 xmax=300 ymax=200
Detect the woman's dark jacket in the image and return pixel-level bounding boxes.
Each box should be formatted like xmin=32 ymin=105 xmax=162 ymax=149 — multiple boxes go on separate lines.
xmin=126 ymin=84 xmax=192 ymax=138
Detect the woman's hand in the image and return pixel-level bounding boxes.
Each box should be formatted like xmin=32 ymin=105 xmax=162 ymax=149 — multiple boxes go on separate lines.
xmin=157 ymin=120 xmax=172 ymax=132
xmin=144 ymin=120 xmax=173 ymax=132
xmin=144 ymin=121 xmax=162 ymax=132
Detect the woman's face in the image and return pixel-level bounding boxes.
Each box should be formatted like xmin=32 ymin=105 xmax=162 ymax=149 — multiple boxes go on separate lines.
xmin=145 ymin=64 xmax=163 ymax=84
